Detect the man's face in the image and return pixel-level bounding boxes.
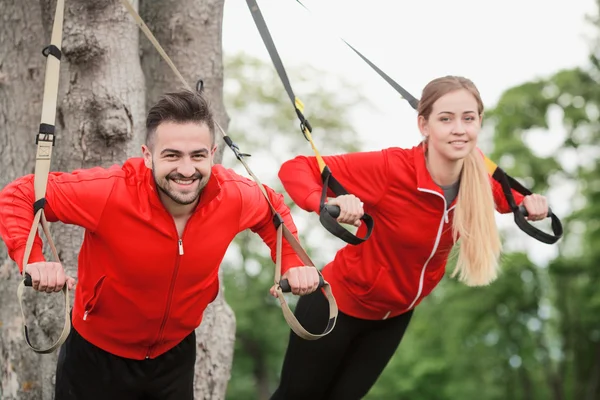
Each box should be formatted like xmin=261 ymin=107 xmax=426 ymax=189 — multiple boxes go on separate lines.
xmin=142 ymin=121 xmax=216 ymax=209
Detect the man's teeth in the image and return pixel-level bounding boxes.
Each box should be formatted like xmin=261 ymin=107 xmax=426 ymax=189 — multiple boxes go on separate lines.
xmin=174 ymin=179 xmax=195 ymax=185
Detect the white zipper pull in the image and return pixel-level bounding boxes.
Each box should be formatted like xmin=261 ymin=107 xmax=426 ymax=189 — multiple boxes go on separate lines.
xmin=444 ymin=211 xmax=449 ymax=224
xmin=83 ymin=310 xmax=89 ymax=321
xmin=178 ymin=239 xmax=184 ymax=255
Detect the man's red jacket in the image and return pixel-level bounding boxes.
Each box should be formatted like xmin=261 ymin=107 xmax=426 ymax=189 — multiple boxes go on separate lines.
xmin=0 ymin=158 xmax=303 ymax=359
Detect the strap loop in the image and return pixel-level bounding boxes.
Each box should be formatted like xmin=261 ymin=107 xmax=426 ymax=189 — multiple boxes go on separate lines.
xmin=318 ymin=167 xmax=374 ymax=245
xmin=18 ymin=0 xmax=70 ymax=355
xmin=492 ymin=167 xmax=563 ymax=244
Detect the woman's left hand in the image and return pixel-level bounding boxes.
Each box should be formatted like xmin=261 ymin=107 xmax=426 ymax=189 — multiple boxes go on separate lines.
xmin=522 ymin=194 xmax=549 ymax=221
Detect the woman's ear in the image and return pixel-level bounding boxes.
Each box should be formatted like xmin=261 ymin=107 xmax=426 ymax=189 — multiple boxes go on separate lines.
xmin=418 ymin=115 xmax=428 ymax=137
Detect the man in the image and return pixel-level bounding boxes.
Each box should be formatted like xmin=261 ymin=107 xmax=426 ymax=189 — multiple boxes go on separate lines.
xmin=0 ymin=89 xmax=320 ymax=399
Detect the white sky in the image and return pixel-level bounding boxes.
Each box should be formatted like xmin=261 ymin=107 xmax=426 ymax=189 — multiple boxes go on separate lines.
xmin=221 ymin=0 xmax=597 ymax=266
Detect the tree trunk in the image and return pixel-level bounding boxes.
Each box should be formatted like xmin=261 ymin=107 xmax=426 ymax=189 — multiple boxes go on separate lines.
xmin=0 ymin=1 xmax=47 ymax=399
xmin=139 ymin=1 xmax=236 ymax=399
xmin=1 ymin=0 xmax=145 ymax=398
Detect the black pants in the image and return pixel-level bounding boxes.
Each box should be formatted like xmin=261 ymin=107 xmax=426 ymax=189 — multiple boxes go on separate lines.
xmin=54 ymin=327 xmax=196 ymax=400
xmin=271 ymin=290 xmax=413 ymax=400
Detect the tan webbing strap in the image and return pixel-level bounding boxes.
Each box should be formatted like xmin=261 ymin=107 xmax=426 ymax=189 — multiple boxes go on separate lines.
xmin=17 ymin=0 xmax=71 ymax=354
xmin=219 ymin=126 xmax=338 ymax=339
xmin=120 ymin=0 xmax=337 ymax=340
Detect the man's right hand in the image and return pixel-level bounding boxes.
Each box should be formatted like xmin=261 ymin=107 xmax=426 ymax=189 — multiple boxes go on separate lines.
xmin=24 ymin=262 xmax=76 ymax=293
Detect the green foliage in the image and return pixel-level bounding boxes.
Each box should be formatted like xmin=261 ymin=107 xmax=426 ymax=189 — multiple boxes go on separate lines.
xmin=221 ymin=52 xmax=365 ymax=399
xmin=221 ymin=5 xmax=600 ymax=396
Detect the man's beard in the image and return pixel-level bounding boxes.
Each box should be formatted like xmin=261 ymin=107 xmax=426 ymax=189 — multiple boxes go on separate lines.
xmin=153 ymin=167 xmax=208 ymax=206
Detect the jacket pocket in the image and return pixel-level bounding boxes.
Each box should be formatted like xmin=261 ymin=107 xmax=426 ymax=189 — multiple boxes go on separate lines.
xmin=356 ymin=266 xmax=408 ymax=311
xmin=83 ymin=275 xmax=107 ymax=320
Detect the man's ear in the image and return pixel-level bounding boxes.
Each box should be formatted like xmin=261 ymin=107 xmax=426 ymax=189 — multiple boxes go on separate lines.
xmin=210 ymin=144 xmax=218 ymax=165
xmin=142 ymin=145 xmax=152 ymax=169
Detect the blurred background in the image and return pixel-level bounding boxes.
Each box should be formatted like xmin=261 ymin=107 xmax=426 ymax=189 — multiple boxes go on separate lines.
xmin=219 ymin=1 xmax=600 ymax=399
xmin=1 ymin=0 xmax=598 ymax=399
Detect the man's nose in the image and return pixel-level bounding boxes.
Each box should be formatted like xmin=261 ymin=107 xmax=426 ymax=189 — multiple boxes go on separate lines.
xmin=177 ymin=158 xmax=196 ymax=177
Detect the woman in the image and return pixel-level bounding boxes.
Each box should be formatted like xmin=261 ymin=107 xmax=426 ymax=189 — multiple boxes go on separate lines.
xmin=270 ymin=76 xmax=549 ymax=400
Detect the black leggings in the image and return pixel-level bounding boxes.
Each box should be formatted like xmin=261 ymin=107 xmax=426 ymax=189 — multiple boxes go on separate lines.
xmin=271 ymin=290 xmax=413 ymax=400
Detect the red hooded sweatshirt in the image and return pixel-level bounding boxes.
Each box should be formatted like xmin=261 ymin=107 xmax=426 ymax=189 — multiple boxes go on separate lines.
xmin=278 ymin=145 xmax=525 ymax=320
xmin=0 ymin=158 xmax=303 ymax=359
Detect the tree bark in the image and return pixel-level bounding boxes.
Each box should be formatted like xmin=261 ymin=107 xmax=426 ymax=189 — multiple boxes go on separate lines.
xmin=139 ymin=1 xmax=235 ymax=399
xmin=140 ymin=0 xmax=230 ymax=163
xmin=1 ymin=0 xmax=145 ymax=398
xmin=0 ymin=1 xmax=47 ymax=399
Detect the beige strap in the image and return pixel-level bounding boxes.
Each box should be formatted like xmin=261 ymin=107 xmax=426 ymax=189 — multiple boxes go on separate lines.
xmin=120 ymin=0 xmax=337 ymax=339
xmin=223 ymin=140 xmax=338 ymax=339
xmin=18 ymin=0 xmax=71 ymax=354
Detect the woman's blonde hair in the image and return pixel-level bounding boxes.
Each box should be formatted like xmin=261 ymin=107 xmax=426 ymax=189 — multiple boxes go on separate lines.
xmin=418 ymin=76 xmax=502 ymax=286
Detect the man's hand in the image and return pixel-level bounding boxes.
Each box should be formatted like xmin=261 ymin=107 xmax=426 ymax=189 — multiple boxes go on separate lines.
xmin=522 ymin=194 xmax=549 ymax=221
xmin=326 ymin=194 xmax=364 ymax=227
xmin=270 ymin=266 xmax=321 ymax=298
xmin=25 ymin=262 xmax=76 ymax=293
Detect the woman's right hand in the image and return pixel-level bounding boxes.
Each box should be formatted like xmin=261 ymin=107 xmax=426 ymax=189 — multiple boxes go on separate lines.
xmin=326 ymin=195 xmax=364 ymax=227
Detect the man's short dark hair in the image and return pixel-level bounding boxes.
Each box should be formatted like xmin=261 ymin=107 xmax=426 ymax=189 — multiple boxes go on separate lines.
xmin=145 ymin=89 xmax=216 ymax=149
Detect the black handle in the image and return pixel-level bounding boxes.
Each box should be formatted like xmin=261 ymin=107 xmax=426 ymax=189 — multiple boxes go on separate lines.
xmin=279 ymin=275 xmax=324 ymax=293
xmin=518 ymin=205 xmax=553 ymax=218
xmin=323 ymin=204 xmax=371 ymax=222
xmin=24 ymin=273 xmax=32 ymax=287
xmin=323 ymin=204 xmax=340 ymax=218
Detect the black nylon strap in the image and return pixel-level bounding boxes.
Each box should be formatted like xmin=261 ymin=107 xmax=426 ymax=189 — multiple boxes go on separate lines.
xmin=246 ymin=0 xmax=298 ymax=111
xmin=318 ymin=167 xmax=374 ymax=245
xmin=245 ymin=0 xmax=375 ymax=246
xmin=292 ymin=0 xmax=563 ymax=244
xmin=493 ymin=167 xmax=563 ymax=244
xmin=338 ymin=38 xmax=563 ymax=243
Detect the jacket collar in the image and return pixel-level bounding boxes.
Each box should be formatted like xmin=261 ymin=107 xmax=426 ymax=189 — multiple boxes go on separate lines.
xmin=412 ymin=144 xmax=458 ymax=208
xmin=413 ymin=143 xmax=442 ymax=194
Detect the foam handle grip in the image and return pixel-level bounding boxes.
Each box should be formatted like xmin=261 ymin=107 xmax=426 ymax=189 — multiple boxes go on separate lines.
xmin=323 ymin=204 xmax=340 ymax=218
xmin=518 ymin=204 xmax=553 ymax=218
xmin=280 ymin=275 xmax=324 ymax=293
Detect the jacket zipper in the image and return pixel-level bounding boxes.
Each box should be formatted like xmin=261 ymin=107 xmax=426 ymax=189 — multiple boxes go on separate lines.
xmin=397 ymin=189 xmax=455 ymax=315
xmin=145 ymin=223 xmax=187 ymax=359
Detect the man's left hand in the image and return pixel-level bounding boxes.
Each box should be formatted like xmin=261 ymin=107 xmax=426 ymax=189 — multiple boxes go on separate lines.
xmin=270 ymin=266 xmax=321 ymax=298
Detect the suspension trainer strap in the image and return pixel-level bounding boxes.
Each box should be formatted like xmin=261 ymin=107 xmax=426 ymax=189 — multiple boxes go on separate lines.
xmin=485 ymin=159 xmax=563 ymax=244
xmin=245 ymin=0 xmax=375 ymax=246
xmin=18 ymin=0 xmax=71 ymax=354
xmin=120 ymin=0 xmax=337 ymax=340
xmin=293 ymin=0 xmax=563 ymax=244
